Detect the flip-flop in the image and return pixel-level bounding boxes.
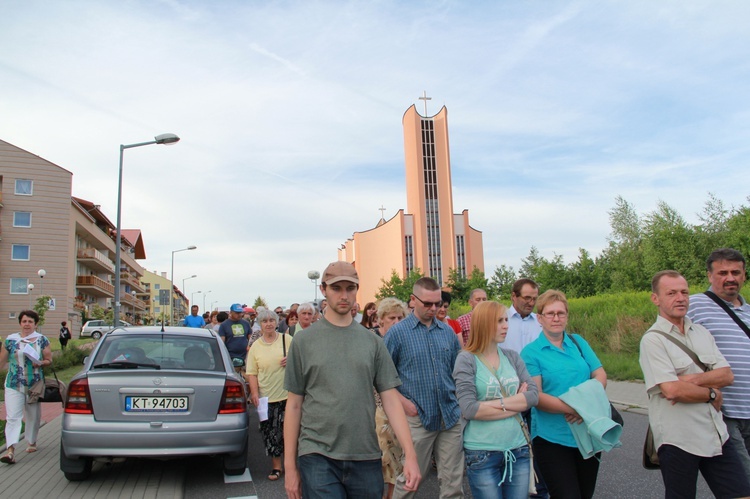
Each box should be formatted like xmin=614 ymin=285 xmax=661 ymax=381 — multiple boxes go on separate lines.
xmin=26 ymin=443 xmax=37 ymax=453
xmin=0 ymin=451 xmax=15 ymax=464
xmin=268 ymin=469 xmax=282 ymax=481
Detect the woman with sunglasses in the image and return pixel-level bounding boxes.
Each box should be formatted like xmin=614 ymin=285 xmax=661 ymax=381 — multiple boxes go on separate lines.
xmin=453 ymin=301 xmax=538 ymax=499
xmin=520 ymin=290 xmax=607 ymax=499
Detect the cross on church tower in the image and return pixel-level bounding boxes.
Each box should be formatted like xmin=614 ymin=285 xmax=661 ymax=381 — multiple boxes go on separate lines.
xmin=379 ymin=205 xmax=387 ymax=219
xmin=419 ymin=91 xmax=431 ymax=116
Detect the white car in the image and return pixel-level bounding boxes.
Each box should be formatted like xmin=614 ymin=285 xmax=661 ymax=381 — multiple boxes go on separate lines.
xmin=79 ymin=320 xmax=131 ymax=339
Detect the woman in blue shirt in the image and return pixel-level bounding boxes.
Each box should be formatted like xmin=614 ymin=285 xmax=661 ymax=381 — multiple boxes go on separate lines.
xmin=453 ymin=301 xmax=539 ymax=499
xmin=521 ymin=290 xmax=607 ymax=499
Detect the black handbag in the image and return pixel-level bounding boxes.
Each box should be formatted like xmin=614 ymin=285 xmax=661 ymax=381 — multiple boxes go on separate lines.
xmin=41 ymin=366 xmax=67 ymax=405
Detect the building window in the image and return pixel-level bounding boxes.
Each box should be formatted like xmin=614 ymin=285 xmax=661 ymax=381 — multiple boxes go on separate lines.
xmin=15 ymin=179 xmax=33 ymax=195
xmin=13 ymin=212 xmax=32 ymax=227
xmin=10 ymin=278 xmax=29 ymax=294
xmin=154 ymin=284 xmax=161 ymax=290
xmin=456 ymin=235 xmax=466 ymax=278
xmin=405 ymin=235 xmax=414 ymax=274
xmin=11 ymin=245 xmax=30 ymax=261
xmin=155 ymin=306 xmax=161 ymax=313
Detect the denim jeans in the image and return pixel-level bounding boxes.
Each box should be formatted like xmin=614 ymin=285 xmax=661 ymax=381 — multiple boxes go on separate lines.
xmin=658 ymin=441 xmax=750 ymax=499
xmin=298 ymin=453 xmax=384 ymax=499
xmin=725 ymin=416 xmax=750 ymax=481
xmin=465 ymin=446 xmax=531 ymax=499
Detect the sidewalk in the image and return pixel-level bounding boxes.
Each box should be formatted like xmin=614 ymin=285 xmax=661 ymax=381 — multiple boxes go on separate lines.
xmin=607 ymin=379 xmax=649 ymax=415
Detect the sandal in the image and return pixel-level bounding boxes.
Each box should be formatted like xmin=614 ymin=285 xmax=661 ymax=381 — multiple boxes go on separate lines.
xmin=26 ymin=443 xmax=37 ymax=453
xmin=268 ymin=469 xmax=282 ymax=481
xmin=0 ymin=450 xmax=15 ymax=464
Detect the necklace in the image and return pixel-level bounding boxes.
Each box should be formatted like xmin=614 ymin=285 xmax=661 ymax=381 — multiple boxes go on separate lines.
xmin=260 ymin=332 xmax=278 ymax=344
xmin=480 ymin=350 xmax=500 ymax=371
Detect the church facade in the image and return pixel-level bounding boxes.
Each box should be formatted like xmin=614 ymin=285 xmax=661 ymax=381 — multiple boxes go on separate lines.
xmin=338 ymin=102 xmax=484 ymax=304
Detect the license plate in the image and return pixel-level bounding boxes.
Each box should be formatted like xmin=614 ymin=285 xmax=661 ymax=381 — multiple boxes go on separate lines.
xmin=125 ymin=396 xmax=188 ymax=412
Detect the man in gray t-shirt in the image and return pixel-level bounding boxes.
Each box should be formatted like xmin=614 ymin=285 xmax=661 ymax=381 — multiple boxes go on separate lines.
xmin=284 ymin=261 xmax=421 ymax=499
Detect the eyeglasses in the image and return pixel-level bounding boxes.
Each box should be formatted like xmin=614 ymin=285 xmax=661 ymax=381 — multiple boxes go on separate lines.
xmin=518 ymin=295 xmax=537 ymax=302
xmin=541 ymin=311 xmax=568 ymax=319
xmin=412 ymin=295 xmax=442 ymax=309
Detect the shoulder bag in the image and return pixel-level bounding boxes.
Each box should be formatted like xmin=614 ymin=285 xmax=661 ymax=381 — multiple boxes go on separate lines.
xmin=641 ymin=330 xmax=710 ymax=469
xmin=566 ymin=334 xmax=624 ymax=427
xmin=476 ymin=354 xmax=538 ymax=495
xmin=703 ymin=290 xmax=750 ymax=339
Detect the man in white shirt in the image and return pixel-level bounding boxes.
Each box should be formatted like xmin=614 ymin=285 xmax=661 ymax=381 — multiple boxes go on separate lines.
xmin=504 ymin=278 xmax=540 ymax=354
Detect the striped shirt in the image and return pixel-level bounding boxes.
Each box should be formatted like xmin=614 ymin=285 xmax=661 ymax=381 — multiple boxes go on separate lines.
xmin=687 ymin=290 xmax=750 ymax=419
xmin=384 ymin=312 xmax=462 ymax=431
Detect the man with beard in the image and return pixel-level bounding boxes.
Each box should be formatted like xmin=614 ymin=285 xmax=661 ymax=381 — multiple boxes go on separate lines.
xmin=284 ymin=261 xmax=420 ymax=499
xmin=688 ymin=248 xmax=750 ymax=480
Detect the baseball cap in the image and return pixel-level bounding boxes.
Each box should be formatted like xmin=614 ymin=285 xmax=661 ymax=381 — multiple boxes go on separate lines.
xmin=243 ymin=307 xmax=256 ymax=314
xmin=230 ymin=303 xmax=244 ymax=313
xmin=322 ymin=261 xmax=359 ymax=285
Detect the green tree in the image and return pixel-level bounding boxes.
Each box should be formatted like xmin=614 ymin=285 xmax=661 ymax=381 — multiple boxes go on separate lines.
xmin=642 ymin=200 xmax=703 ymax=282
xmin=726 ymin=201 xmax=750 ymax=258
xmin=466 ymin=267 xmax=489 ymax=295
xmin=444 ymin=268 xmax=469 ymax=301
xmin=489 ymin=264 xmax=516 ymax=300
xmin=602 ymin=196 xmax=648 ymax=291
xmin=33 ymin=295 xmax=52 ymax=327
xmin=252 ymin=296 xmax=268 ymax=309
xmin=519 ymin=246 xmax=544 ymax=283
xmin=567 ymin=248 xmax=597 ymax=297
xmin=90 ymin=304 xmax=114 ymax=324
xmin=376 ymin=268 xmax=424 ymax=302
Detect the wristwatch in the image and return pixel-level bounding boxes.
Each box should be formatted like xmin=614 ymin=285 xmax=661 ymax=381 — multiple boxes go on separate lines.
xmin=707 ymin=387 xmax=717 ymax=403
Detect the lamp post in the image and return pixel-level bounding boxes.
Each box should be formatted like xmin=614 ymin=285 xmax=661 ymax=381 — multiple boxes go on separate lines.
xmin=203 ymin=291 xmax=212 ymax=312
xmin=27 ymin=283 xmax=35 ymax=309
xmin=170 ymin=245 xmax=197 ymax=325
xmin=308 ymin=270 xmax=320 ymax=302
xmin=115 ymin=133 xmax=180 ymax=326
xmin=192 ymin=291 xmax=202 ymax=306
xmin=182 ymin=275 xmax=197 ymax=298
xmin=37 ymin=269 xmax=46 ymax=297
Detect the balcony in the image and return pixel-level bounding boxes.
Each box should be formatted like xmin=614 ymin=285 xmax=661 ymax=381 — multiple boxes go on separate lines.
xmin=76 ymin=275 xmax=115 ymax=297
xmin=122 ymin=293 xmax=147 ymax=310
xmin=120 ymin=271 xmax=145 ymax=293
xmin=77 ymin=248 xmax=115 ymax=273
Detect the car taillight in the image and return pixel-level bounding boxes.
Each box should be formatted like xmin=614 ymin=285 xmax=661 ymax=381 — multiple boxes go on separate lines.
xmin=219 ymin=379 xmax=246 ymax=414
xmin=65 ymin=378 xmax=93 ymax=414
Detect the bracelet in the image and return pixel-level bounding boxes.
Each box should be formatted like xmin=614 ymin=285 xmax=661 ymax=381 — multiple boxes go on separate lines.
xmin=499 ymin=397 xmax=506 ymax=412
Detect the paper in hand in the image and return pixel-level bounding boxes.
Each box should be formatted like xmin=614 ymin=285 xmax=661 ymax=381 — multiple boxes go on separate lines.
xmin=257 ymin=397 xmax=269 ymax=421
xmin=23 ymin=344 xmax=40 ymax=362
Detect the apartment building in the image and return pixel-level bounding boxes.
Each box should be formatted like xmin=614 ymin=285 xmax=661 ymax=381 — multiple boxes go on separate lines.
xmin=140 ymin=269 xmax=189 ymax=325
xmin=0 ymin=139 xmax=146 ymax=336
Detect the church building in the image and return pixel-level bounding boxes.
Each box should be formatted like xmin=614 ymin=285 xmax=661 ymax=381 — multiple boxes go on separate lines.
xmin=338 ymin=98 xmax=484 ymax=304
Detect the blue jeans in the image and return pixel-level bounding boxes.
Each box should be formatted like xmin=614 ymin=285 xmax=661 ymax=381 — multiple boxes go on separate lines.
xmin=298 ymin=453 xmax=384 ymax=499
xmin=465 ymin=446 xmax=531 ymax=499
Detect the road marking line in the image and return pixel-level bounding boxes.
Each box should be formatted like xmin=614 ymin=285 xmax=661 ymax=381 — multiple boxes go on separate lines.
xmin=224 ymin=468 xmax=253 ymax=483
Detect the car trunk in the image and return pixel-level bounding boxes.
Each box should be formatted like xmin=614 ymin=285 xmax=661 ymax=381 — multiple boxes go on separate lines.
xmin=87 ymin=369 xmax=228 ymax=423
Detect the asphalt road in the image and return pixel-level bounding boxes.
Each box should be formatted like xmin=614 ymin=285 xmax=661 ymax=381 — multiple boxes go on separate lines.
xmin=180 ymin=406 xmax=713 ymax=499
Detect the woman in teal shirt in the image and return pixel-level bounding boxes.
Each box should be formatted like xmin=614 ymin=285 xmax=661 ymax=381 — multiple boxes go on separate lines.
xmin=453 ymin=301 xmax=538 ymax=499
xmin=521 ymin=290 xmax=607 ymax=499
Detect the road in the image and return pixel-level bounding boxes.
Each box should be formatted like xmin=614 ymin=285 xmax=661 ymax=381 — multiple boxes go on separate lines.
xmin=37 ymin=406 xmax=712 ymax=498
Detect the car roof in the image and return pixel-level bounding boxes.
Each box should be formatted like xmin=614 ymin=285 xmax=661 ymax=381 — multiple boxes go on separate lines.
xmin=106 ymin=326 xmax=216 ymax=338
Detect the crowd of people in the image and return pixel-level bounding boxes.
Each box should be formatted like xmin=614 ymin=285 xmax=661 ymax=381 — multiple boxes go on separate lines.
xmin=2 ymin=247 xmax=750 ymax=499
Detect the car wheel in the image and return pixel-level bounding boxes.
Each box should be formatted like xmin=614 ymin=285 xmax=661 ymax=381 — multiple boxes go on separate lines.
xmin=60 ymin=441 xmax=92 ymax=481
xmin=92 ymin=331 xmax=102 ymax=340
xmin=223 ymin=439 xmax=248 ymax=476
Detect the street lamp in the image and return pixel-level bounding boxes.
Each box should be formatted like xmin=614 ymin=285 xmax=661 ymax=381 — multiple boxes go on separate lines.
xmin=27 ymin=283 xmax=35 ymax=309
xmin=203 ymin=291 xmax=212 ymax=312
xmin=308 ymin=270 xmax=320 ymax=302
xmin=192 ymin=291 xmax=202 ymax=306
xmin=115 ymin=133 xmax=180 ymax=326
xmin=182 ymin=275 xmax=197 ymax=298
xmin=170 ymin=245 xmax=197 ymax=324
xmin=37 ymin=269 xmax=46 ymax=296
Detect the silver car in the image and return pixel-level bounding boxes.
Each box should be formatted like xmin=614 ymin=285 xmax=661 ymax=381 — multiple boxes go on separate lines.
xmin=60 ymin=326 xmax=249 ymax=481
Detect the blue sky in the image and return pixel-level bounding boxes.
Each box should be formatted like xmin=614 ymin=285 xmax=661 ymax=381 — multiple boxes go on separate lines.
xmin=2 ymin=1 xmax=749 ymax=308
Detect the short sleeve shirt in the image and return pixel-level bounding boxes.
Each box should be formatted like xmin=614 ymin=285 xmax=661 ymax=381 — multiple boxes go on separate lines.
xmin=247 ymin=333 xmax=291 ymax=403
xmin=4 ymin=332 xmax=50 ymax=389
xmin=521 ymin=332 xmax=602 ymax=447
xmin=639 ymin=315 xmax=730 ymax=457
xmin=284 ymin=317 xmax=401 ymax=460
xmin=218 ymin=319 xmax=251 ymax=357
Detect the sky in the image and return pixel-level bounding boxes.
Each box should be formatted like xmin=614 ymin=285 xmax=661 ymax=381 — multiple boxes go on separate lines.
xmin=2 ymin=0 xmax=750 ymax=309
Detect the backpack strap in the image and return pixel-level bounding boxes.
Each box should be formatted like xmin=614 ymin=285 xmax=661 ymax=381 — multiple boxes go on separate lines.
xmin=703 ymin=290 xmax=750 ymax=340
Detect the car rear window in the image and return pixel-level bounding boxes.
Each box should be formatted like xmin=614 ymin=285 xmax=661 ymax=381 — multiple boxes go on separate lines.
xmin=93 ymin=334 xmax=224 ymax=372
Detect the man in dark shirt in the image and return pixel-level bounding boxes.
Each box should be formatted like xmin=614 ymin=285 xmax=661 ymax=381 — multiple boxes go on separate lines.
xmin=218 ymin=303 xmax=251 ymax=359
